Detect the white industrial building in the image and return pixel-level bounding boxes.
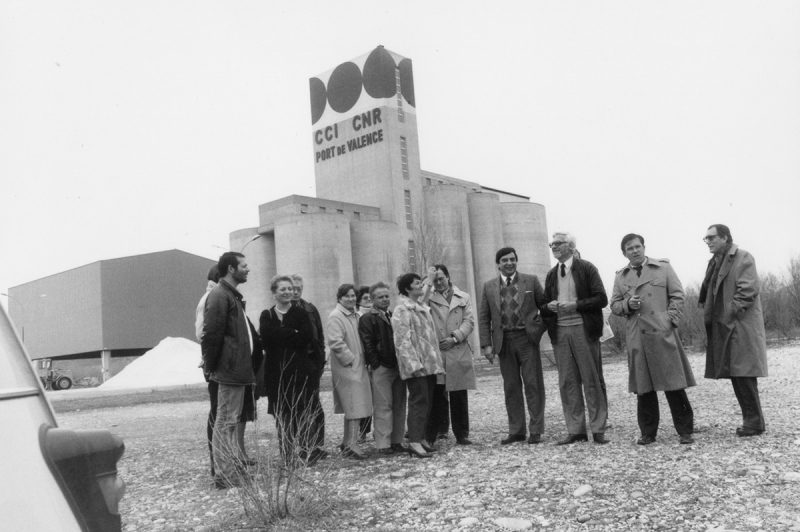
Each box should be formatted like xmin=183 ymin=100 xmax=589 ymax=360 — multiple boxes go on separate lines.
xmin=231 ymin=46 xmax=550 ymax=333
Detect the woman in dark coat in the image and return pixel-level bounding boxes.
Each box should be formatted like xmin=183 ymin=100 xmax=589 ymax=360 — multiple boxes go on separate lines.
xmin=260 ymin=275 xmax=324 ymax=463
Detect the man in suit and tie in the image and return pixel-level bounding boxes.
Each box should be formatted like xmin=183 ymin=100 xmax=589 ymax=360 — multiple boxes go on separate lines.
xmin=479 ymin=247 xmax=547 ymax=445
xmin=539 ymin=231 xmax=610 ymax=445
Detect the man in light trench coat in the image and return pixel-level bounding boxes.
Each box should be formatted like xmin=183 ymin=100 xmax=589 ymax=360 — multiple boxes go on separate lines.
xmin=423 ymin=264 xmax=477 ymax=446
xmin=610 ymin=234 xmax=696 ymax=445
xmin=699 ymin=224 xmax=768 ymax=437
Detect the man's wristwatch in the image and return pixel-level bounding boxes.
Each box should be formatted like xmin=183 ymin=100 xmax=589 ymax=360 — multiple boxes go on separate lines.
xmin=450 ymin=333 xmax=458 ymax=343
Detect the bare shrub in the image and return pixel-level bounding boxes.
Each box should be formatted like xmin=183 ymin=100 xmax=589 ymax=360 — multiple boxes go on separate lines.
xmin=402 ymin=212 xmax=451 ymax=274
xmin=679 ymin=285 xmax=706 ymax=348
xmin=786 ymin=255 xmax=800 ymax=328
xmin=760 ymin=272 xmax=794 ymax=339
xmin=218 ymin=365 xmax=337 ymax=527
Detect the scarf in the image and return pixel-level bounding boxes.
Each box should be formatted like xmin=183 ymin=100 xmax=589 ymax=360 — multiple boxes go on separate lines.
xmin=698 ymin=242 xmax=732 ymax=305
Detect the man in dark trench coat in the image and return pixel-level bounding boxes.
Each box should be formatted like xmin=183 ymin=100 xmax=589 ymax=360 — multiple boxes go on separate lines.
xmin=699 ymin=224 xmax=768 ymax=437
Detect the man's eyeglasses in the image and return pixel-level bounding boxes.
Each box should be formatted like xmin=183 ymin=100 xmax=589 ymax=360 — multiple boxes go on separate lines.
xmin=702 ymin=235 xmax=720 ymax=243
xmin=549 ymin=241 xmax=567 ymax=249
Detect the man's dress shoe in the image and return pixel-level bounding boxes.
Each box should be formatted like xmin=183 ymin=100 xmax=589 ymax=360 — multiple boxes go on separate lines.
xmin=500 ymin=434 xmax=526 ymax=445
xmin=736 ymin=426 xmax=764 ymax=437
xmin=556 ymin=433 xmax=588 ymax=445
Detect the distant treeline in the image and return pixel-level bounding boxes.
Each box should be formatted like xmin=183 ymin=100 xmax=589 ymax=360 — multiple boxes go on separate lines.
xmin=606 ymin=255 xmax=800 ymax=352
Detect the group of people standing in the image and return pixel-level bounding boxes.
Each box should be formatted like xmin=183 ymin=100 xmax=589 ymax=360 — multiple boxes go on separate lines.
xmin=325 ymin=269 xmax=476 ymax=460
xmin=198 ymin=222 xmax=768 ymax=489
xmin=479 ymin=225 xmax=767 ymax=450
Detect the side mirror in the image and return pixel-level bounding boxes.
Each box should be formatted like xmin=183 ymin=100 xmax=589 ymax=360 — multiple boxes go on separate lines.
xmin=39 ymin=426 xmax=126 ymax=532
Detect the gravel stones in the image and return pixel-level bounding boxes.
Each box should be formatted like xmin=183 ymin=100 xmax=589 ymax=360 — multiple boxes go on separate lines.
xmin=492 ymin=517 xmax=533 ymax=530
xmin=57 ymin=342 xmax=800 ymax=532
xmin=573 ymin=484 xmax=593 ymax=497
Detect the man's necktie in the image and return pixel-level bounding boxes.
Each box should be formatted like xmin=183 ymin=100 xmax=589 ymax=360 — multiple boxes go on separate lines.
xmin=634 ymin=265 xmax=642 ymax=277
xmin=560 ymin=263 xmax=566 ymax=278
xmin=506 ymin=276 xmax=511 ymax=286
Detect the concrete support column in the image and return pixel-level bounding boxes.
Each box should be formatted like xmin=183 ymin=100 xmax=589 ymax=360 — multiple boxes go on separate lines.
xmin=101 ymin=349 xmax=112 ymax=382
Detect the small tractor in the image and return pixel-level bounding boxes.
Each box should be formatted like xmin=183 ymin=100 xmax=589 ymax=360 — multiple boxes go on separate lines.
xmin=35 ymin=358 xmax=74 ymax=390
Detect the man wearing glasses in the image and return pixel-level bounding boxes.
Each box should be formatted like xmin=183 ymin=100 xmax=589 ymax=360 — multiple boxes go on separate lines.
xmin=539 ymin=232 xmax=610 ymax=445
xmin=699 ymin=224 xmax=767 ymax=437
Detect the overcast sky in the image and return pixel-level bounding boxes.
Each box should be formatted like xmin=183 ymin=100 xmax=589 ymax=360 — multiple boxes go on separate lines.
xmin=2 ymin=1 xmax=799 ymax=312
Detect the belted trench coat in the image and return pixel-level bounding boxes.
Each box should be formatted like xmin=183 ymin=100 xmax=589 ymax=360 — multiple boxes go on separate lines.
xmin=428 ymin=285 xmax=477 ymax=391
xmin=610 ymin=258 xmax=696 ymax=394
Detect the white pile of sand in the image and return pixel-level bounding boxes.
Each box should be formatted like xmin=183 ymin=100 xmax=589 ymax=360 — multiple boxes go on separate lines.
xmin=100 ymin=337 xmax=205 ymax=389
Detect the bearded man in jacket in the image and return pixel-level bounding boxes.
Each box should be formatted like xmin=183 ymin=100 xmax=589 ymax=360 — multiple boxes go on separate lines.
xmin=202 ymin=252 xmax=257 ymax=488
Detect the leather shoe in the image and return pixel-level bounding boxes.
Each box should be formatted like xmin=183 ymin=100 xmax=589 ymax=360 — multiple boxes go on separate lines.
xmin=390 ymin=443 xmax=406 ymax=453
xmin=736 ymin=426 xmax=764 ymax=437
xmin=527 ymin=434 xmax=542 ymax=444
xmin=637 ymin=435 xmax=656 ymax=445
xmin=500 ymin=434 xmax=526 ymax=445
xmin=592 ymin=433 xmax=610 ymax=444
xmin=456 ymin=438 xmax=473 ymax=445
xmin=378 ymin=447 xmax=396 ymax=456
xmin=679 ymin=434 xmax=694 ymax=444
xmin=556 ymin=434 xmax=588 ymax=445
xmin=341 ymin=446 xmax=367 ymax=460
xmin=437 ymin=432 xmax=449 ymax=440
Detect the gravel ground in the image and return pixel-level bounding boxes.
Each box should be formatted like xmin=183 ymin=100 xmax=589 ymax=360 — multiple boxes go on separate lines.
xmin=59 ymin=342 xmax=800 ymax=532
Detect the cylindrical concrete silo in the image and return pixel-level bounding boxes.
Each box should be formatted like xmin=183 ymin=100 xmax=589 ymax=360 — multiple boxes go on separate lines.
xmin=467 ymin=192 xmax=504 ymax=290
xmin=423 ymin=185 xmax=480 ymax=351
xmin=350 ymin=220 xmax=404 ymax=289
xmin=274 ymin=213 xmax=354 ymax=321
xmin=500 ymin=202 xmax=550 ymax=281
xmin=422 ymin=186 xmax=476 ymax=298
xmin=230 ymin=228 xmax=276 ymax=324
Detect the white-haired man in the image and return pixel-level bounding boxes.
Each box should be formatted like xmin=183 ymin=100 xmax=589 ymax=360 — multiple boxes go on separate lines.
xmin=539 ymin=232 xmax=610 ymax=445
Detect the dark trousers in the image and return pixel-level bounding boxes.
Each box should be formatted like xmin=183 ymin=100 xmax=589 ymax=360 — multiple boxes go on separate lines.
xmin=498 ymin=330 xmax=546 ymax=436
xmin=731 ymin=376 xmax=765 ymax=431
xmin=312 ymin=387 xmax=326 ymax=448
xmin=406 ymin=375 xmax=436 ymax=442
xmin=359 ymin=417 xmax=372 ymax=438
xmin=637 ymin=389 xmax=694 ymax=437
xmin=425 ymin=384 xmax=469 ymax=442
xmin=207 ymin=381 xmax=217 ymax=473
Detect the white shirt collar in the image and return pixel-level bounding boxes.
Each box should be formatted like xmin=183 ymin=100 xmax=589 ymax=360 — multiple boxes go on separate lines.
xmin=629 ymin=257 xmax=648 ymax=270
xmin=500 ymin=272 xmax=518 ymax=285
xmin=561 ymin=256 xmax=574 ymax=272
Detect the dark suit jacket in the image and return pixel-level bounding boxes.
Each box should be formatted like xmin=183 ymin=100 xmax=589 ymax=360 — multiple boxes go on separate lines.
xmin=539 ymin=257 xmax=608 ymax=343
xmin=479 ymin=272 xmax=547 ymax=352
